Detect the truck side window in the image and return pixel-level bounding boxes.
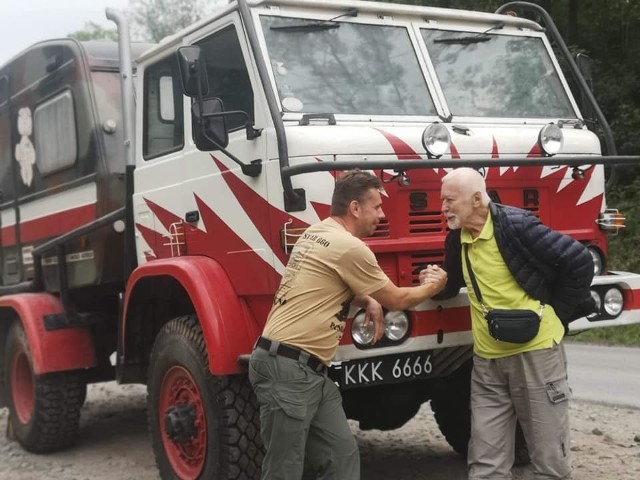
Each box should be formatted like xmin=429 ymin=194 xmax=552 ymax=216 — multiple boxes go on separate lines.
xmin=0 ymin=76 xmax=8 ymax=105
xmin=196 ymin=26 xmax=254 ymax=132
xmin=34 ymin=90 xmax=77 ymax=175
xmin=0 ymin=107 xmax=12 ymax=204
xmin=143 ymin=55 xmax=184 ymax=160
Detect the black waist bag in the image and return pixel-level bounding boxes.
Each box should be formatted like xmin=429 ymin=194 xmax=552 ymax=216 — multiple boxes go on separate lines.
xmin=485 ymin=309 xmax=541 ymax=344
xmin=464 ymin=245 xmax=542 ymax=344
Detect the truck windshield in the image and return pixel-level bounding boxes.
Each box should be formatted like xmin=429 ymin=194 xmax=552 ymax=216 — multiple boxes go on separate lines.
xmin=261 ymin=16 xmax=437 ymax=116
xmin=422 ymin=29 xmax=576 ymax=119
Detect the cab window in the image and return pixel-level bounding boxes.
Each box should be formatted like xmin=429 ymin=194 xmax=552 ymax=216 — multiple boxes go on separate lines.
xmin=143 ymin=55 xmax=184 ymax=159
xmin=196 ymin=26 xmax=254 ymax=132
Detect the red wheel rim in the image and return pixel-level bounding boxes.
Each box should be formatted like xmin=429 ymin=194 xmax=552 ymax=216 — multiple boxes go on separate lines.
xmin=159 ymin=366 xmax=207 ymax=479
xmin=10 ymin=347 xmax=34 ymax=424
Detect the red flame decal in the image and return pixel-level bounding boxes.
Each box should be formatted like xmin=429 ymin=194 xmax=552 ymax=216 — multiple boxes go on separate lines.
xmin=144 ymin=198 xmax=183 ymax=232
xmin=374 ymin=129 xmax=421 ymax=159
xmin=211 ymin=156 xmax=309 ymax=266
xmin=135 ymin=222 xmax=174 ymax=259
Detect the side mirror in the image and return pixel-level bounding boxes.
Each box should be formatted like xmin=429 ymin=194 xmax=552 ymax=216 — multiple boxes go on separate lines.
xmin=177 ymin=46 xmax=209 ymax=97
xmin=192 ymin=98 xmax=229 ymax=150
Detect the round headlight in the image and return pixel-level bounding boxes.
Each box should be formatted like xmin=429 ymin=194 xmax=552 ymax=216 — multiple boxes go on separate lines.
xmin=588 ymin=289 xmax=601 ymax=318
xmin=422 ymin=123 xmax=451 ymax=158
xmin=351 ymin=311 xmax=375 ymax=345
xmin=588 ymin=247 xmax=604 ymax=276
xmin=384 ymin=311 xmax=409 ymax=341
xmin=603 ymin=287 xmax=624 ymax=317
xmin=538 ymin=123 xmax=563 ymax=156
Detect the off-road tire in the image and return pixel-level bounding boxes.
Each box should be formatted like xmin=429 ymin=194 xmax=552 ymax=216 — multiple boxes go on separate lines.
xmin=3 ymin=321 xmax=86 ymax=453
xmin=430 ymin=358 xmax=530 ymax=466
xmin=147 ymin=315 xmax=263 ymax=480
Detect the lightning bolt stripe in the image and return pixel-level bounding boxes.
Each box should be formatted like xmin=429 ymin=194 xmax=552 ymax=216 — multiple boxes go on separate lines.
xmin=144 ymin=198 xmax=183 ymax=233
xmin=212 ymin=156 xmax=308 ymax=267
xmin=193 ymin=194 xmax=281 ymax=293
xmin=135 ymin=222 xmax=174 ymax=259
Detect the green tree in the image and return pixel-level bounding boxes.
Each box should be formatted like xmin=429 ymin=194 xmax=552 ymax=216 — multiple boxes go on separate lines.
xmin=131 ymin=0 xmax=224 ymax=42
xmin=68 ymin=21 xmax=118 ymax=42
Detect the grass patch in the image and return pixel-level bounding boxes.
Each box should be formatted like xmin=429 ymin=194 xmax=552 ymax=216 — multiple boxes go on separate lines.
xmin=566 ymin=324 xmax=640 ymax=346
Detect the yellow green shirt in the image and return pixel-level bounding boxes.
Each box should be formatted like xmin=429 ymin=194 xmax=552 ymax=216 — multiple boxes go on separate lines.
xmin=461 ymin=211 xmax=565 ymax=358
xmin=263 ymin=217 xmax=390 ymax=364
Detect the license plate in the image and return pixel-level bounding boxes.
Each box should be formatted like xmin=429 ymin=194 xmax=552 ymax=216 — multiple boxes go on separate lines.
xmin=330 ymin=351 xmax=434 ymax=389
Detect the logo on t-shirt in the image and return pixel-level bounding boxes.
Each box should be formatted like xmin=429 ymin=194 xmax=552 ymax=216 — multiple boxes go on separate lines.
xmin=335 ymin=297 xmax=352 ymax=322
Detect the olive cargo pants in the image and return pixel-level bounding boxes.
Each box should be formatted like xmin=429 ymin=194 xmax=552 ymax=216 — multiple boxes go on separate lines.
xmin=249 ymin=346 xmax=359 ymax=480
xmin=468 ymin=343 xmax=572 ymax=479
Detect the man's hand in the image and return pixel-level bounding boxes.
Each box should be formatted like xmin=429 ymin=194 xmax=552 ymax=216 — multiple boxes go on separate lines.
xmin=419 ymin=265 xmax=447 ymax=293
xmin=353 ymin=295 xmax=384 ymax=345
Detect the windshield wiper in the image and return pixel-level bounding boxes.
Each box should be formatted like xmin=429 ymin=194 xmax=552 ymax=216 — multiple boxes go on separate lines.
xmin=434 ymin=22 xmax=505 ymax=45
xmin=271 ymin=8 xmax=357 ymax=32
xmin=271 ymin=22 xmax=340 ymax=32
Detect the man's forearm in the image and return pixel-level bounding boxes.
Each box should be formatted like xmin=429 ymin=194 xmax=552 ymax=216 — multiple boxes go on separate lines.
xmin=352 ymin=295 xmax=373 ymax=308
xmin=386 ymin=283 xmax=443 ymax=311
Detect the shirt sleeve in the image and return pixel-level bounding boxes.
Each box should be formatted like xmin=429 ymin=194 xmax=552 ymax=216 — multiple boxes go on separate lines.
xmin=432 ymin=229 xmax=464 ymax=300
xmin=336 ymin=242 xmax=390 ymax=296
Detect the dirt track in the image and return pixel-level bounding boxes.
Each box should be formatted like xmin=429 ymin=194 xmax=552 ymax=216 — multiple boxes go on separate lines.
xmin=1 ymin=381 xmax=639 ymax=479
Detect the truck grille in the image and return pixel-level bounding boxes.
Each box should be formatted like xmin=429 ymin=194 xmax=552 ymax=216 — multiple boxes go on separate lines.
xmin=408 ymin=210 xmax=445 ymax=234
xmin=371 ymin=218 xmax=390 ymax=238
xmin=410 ymin=251 xmax=445 ymax=285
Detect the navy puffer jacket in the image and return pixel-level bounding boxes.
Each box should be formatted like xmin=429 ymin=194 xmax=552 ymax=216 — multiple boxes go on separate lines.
xmin=434 ymin=203 xmax=594 ymax=324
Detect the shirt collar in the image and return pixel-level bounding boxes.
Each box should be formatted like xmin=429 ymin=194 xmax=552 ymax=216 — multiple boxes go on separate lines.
xmin=461 ymin=210 xmax=494 ymax=244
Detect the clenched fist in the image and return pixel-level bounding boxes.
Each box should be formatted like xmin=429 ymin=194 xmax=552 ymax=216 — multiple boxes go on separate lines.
xmin=419 ymin=264 xmax=447 ymax=293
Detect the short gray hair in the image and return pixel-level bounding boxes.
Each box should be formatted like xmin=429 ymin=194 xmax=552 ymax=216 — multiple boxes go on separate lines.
xmin=442 ymin=168 xmax=491 ymax=206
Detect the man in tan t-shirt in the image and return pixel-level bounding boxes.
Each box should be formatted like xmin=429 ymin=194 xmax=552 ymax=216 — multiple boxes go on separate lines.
xmin=249 ymin=169 xmax=447 ymax=480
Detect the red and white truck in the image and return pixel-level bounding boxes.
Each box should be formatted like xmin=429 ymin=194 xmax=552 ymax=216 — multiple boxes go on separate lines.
xmin=1 ymin=1 xmax=639 ymax=478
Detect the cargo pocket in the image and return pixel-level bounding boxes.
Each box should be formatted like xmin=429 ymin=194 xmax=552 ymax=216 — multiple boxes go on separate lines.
xmin=545 ymin=379 xmax=570 ymax=404
xmin=273 ymin=389 xmax=307 ymax=421
xmin=248 ymin=358 xmax=272 ymax=386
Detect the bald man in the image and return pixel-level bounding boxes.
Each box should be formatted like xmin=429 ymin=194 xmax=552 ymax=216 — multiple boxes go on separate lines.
xmin=433 ymin=168 xmax=594 ymax=479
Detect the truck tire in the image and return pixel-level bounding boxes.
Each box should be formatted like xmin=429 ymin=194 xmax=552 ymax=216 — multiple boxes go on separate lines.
xmin=3 ymin=321 xmax=86 ymax=453
xmin=147 ymin=316 xmax=263 ymax=480
xmin=430 ymin=359 xmax=530 ymax=466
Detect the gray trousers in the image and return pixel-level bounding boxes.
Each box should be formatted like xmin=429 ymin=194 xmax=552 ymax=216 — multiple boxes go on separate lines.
xmin=249 ymin=346 xmax=359 ymax=480
xmin=468 ymin=343 xmax=571 ymax=480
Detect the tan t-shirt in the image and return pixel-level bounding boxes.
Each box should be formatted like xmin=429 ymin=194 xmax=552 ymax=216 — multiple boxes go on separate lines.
xmin=262 ymin=217 xmax=390 ymax=364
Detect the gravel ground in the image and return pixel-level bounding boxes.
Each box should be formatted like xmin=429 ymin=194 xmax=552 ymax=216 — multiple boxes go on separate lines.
xmin=0 ymin=382 xmax=639 ymax=479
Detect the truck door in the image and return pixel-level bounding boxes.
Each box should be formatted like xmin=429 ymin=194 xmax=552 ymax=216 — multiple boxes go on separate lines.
xmin=134 ymin=15 xmax=277 ymax=294
xmin=184 ymin=17 xmax=277 ymax=295
xmin=133 ymin=51 xmax=189 ymax=263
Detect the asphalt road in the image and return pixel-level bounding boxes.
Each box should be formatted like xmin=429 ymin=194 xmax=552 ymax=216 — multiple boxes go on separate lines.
xmin=565 ymin=342 xmax=640 ymax=408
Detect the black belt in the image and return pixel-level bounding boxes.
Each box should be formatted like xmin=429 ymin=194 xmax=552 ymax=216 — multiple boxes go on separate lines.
xmin=255 ymin=336 xmax=326 ymax=373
